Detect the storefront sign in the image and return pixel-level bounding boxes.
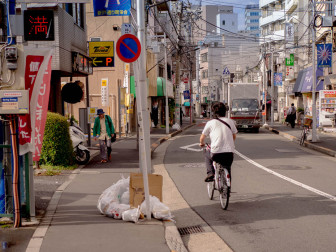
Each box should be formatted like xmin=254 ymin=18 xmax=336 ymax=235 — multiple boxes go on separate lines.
xmin=285 ymin=54 xmax=294 ymax=66
xmin=317 ymin=44 xmax=332 ymax=68
xmin=274 ymin=73 xmax=283 ymax=86
xmin=72 ymin=52 xmax=93 ymax=75
xmin=19 ymin=48 xmax=53 ymax=161
xmin=93 ymin=0 xmax=131 ymax=17
xmin=286 ymin=66 xmax=294 ymax=80
xmin=24 ymin=10 xmax=54 ymax=41
xmin=88 ymin=107 xmax=98 ymax=123
xmin=89 ymin=41 xmax=114 ymax=58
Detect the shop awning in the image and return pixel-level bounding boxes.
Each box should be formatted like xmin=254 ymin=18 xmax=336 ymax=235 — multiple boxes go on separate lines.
xmin=292 ymin=70 xmax=305 ymax=93
xmin=183 ymin=102 xmax=190 ymax=107
xmin=130 ymin=76 xmax=149 ymax=98
xmin=296 ymin=67 xmax=324 ymax=93
xmin=157 ymin=77 xmax=174 ymax=98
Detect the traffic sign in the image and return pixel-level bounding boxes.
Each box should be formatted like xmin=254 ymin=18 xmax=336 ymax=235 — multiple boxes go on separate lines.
xmin=121 ymin=23 xmax=133 ymax=35
xmin=223 ymin=67 xmax=230 ymax=75
xmin=116 ymin=34 xmax=141 ymax=63
xmin=92 ymin=57 xmax=114 ymax=67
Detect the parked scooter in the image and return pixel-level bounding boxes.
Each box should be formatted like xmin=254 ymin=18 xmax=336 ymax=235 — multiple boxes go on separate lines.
xmin=69 ymin=121 xmax=90 ymax=165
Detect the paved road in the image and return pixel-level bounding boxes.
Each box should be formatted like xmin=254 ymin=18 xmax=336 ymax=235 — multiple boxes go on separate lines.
xmin=163 ymin=122 xmax=336 ymax=252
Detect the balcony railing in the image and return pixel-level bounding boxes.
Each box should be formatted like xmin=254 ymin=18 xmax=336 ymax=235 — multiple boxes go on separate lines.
xmin=285 ymin=0 xmax=298 ymax=14
xmin=260 ymin=10 xmax=285 ymax=27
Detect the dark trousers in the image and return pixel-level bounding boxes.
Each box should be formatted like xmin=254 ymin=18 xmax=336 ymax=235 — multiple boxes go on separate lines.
xmin=204 ymin=149 xmax=234 ymax=179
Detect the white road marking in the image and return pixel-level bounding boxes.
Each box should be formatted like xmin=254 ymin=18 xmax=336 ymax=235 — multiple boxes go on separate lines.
xmin=180 ymin=143 xmax=203 ymax=152
xmin=235 ymin=150 xmax=336 ymax=202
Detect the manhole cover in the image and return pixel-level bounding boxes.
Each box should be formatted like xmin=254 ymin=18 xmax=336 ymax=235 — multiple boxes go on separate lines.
xmin=268 ymin=165 xmax=311 ymax=170
xmin=178 ymin=225 xmax=205 ymax=236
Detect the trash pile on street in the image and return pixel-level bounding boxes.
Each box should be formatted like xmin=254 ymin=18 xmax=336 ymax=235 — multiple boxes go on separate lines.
xmin=97 ymin=176 xmax=173 ymax=223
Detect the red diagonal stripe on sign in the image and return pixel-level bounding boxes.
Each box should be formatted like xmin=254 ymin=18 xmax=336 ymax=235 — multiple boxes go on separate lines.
xmin=121 ymin=40 xmax=137 ymax=56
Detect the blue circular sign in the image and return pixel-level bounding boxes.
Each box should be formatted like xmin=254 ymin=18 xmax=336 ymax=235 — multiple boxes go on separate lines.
xmin=116 ymin=34 xmax=141 ymax=63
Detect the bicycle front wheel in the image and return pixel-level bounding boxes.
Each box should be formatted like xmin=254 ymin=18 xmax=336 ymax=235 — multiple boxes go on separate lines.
xmin=219 ymin=169 xmax=230 ymax=210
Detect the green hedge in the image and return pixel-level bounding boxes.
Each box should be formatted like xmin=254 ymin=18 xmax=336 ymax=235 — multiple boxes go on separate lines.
xmin=40 ymin=112 xmax=74 ymax=166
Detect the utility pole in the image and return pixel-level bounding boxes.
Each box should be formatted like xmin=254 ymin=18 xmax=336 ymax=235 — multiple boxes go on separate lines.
xmin=175 ymin=1 xmax=182 ymax=125
xmin=263 ymin=38 xmax=267 ymax=126
xmin=189 ymin=60 xmax=193 ymax=124
xmin=136 ymin=0 xmax=151 ymax=220
xmin=271 ymin=45 xmax=274 ymax=126
xmin=164 ymin=33 xmax=169 ymax=134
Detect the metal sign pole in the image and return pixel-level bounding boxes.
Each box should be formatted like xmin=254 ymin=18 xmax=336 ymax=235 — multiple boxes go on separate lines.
xmin=136 ymin=0 xmax=151 ymax=220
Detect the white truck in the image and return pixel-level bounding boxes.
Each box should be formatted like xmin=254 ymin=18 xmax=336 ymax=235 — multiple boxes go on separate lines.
xmin=228 ymin=83 xmax=261 ymax=133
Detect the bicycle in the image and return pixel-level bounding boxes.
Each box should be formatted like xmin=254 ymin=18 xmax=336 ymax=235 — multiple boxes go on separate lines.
xmin=299 ymin=116 xmax=312 ymax=146
xmin=205 ymin=144 xmax=231 ymax=210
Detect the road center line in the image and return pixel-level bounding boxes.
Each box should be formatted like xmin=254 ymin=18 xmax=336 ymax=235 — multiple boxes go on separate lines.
xmin=235 ymin=150 xmax=336 ymax=202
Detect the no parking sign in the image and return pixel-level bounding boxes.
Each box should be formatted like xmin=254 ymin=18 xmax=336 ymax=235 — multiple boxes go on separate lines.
xmin=116 ymin=34 xmax=141 ymax=63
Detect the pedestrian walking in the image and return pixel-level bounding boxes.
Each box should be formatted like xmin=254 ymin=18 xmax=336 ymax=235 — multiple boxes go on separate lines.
xmin=93 ymin=109 xmax=115 ymax=163
xmin=285 ymin=103 xmax=296 ymax=128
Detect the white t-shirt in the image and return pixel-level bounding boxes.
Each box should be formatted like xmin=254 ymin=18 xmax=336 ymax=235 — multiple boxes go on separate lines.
xmin=202 ymin=117 xmax=238 ymax=153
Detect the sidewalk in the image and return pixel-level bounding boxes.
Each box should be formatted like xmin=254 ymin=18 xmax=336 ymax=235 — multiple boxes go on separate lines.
xmin=264 ymin=122 xmax=336 ymax=157
xmin=24 ymin=119 xmax=194 ymax=252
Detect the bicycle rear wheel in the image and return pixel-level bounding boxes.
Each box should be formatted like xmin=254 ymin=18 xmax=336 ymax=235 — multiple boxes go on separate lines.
xmin=207 ymin=181 xmax=215 ymax=200
xmin=219 ymin=169 xmax=230 ymax=210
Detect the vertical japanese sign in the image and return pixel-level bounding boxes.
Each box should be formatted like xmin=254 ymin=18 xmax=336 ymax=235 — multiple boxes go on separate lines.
xmin=19 ymin=48 xmax=53 ymax=159
xmin=317 ymin=43 xmax=332 ymax=68
xmin=285 ymin=23 xmax=294 ymax=42
xmin=285 ymin=54 xmax=294 ymax=66
xmin=101 ymin=78 xmax=109 ymax=106
xmin=93 ymin=0 xmax=130 ymax=17
xmin=33 ymin=58 xmax=52 ymax=161
xmin=123 ymin=63 xmax=129 ymax=90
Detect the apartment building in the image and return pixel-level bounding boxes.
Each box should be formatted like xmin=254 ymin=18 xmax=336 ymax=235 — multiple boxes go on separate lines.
xmin=245 ymin=4 xmax=261 ymax=37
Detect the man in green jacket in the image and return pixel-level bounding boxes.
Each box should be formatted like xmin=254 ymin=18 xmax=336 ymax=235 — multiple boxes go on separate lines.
xmin=93 ymin=109 xmax=115 ymax=163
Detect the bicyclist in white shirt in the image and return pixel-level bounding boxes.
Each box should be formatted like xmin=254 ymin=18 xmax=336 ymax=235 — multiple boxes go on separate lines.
xmin=199 ymin=102 xmax=238 ymax=182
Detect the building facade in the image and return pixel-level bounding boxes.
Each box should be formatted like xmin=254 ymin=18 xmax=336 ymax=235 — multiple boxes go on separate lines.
xmin=245 ymin=4 xmax=261 ymax=37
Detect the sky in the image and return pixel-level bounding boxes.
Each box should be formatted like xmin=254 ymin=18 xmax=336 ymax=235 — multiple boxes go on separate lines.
xmin=191 ymin=0 xmax=260 ymax=30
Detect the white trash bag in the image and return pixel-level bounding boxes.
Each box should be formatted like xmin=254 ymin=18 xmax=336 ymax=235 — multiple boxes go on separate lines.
xmin=97 ymin=177 xmax=130 ymax=219
xmin=140 ymin=196 xmax=174 ymax=221
xmin=120 ymin=189 xmax=130 ymax=205
xmin=122 ymin=206 xmax=141 ymax=223
xmin=172 ymin=123 xmax=181 ymax=131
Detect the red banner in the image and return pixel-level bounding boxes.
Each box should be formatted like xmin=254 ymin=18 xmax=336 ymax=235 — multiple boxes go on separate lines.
xmin=19 ymin=48 xmax=53 ymax=160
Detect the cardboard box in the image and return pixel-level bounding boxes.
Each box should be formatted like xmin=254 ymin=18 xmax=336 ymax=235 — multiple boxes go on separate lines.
xmin=129 ymin=173 xmax=163 ymax=207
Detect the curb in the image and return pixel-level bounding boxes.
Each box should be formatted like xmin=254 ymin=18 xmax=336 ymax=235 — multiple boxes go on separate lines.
xmin=264 ymin=125 xmax=336 ymax=157
xmin=151 ymin=124 xmax=196 ymax=155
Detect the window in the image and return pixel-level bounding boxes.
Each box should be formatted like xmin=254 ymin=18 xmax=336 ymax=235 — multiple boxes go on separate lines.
xmin=167 ymin=64 xmax=172 ymax=80
xmin=159 ymin=66 xmax=164 ymax=77
xmin=214 ymin=42 xmax=218 ymax=47
xmin=64 ymin=3 xmax=84 ymax=28
xmin=222 ymin=20 xmax=225 ymax=26
xmin=201 ymin=70 xmax=208 ymax=79
xmin=201 ymin=53 xmax=208 ymax=62
xmin=232 ymin=21 xmax=235 ymax=26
